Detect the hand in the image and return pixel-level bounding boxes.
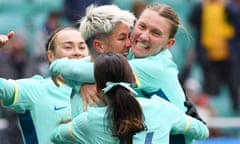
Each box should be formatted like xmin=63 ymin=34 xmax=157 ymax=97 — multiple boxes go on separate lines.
xmin=80 ymin=84 xmax=104 ymax=112
xmin=0 ymin=31 xmax=14 ymax=48
xmin=184 ymin=98 xmax=207 ymax=125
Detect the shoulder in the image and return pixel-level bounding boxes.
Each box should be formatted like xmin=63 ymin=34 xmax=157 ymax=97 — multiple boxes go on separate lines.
xmin=74 ymin=108 xmax=106 ymax=128
xmin=138 ymin=95 xmax=181 ymax=113
xmin=137 ymin=96 xmax=164 ymax=108
xmin=31 ymin=75 xmax=45 ymax=80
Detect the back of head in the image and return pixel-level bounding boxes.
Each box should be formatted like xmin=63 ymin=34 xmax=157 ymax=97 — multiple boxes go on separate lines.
xmin=94 ymin=52 xmax=133 ymax=88
xmin=94 ymin=53 xmax=145 ymax=144
xmin=79 ymin=4 xmax=136 ymax=56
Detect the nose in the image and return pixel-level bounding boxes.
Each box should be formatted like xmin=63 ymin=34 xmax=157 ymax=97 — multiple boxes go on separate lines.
xmin=72 ymin=48 xmax=84 ymax=59
xmin=125 ymin=38 xmax=131 ymax=48
xmin=139 ymin=31 xmax=150 ymax=41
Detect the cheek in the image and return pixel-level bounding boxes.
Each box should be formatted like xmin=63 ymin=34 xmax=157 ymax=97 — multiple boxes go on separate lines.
xmin=115 ymin=43 xmax=126 ymax=52
xmin=151 ymin=37 xmax=163 ymax=46
xmin=55 ymin=49 xmax=71 ymax=58
xmin=151 ymin=41 xmax=164 ymax=52
xmin=131 ymin=33 xmax=137 ymax=41
xmin=131 ymin=28 xmax=141 ymax=39
xmin=81 ymin=49 xmax=89 ymax=56
xmin=105 ymin=42 xmax=117 ymax=52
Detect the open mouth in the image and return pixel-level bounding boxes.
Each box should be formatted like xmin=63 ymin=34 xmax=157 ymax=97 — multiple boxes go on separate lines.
xmin=136 ymin=41 xmax=149 ymax=49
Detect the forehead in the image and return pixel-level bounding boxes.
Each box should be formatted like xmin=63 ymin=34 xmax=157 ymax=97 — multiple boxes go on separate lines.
xmin=110 ymin=23 xmax=130 ymax=38
xmin=55 ymin=29 xmax=84 ymax=43
xmin=138 ymin=9 xmax=172 ymax=34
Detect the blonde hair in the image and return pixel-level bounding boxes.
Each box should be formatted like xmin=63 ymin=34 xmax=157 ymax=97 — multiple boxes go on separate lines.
xmin=79 ymin=4 xmax=136 ymax=41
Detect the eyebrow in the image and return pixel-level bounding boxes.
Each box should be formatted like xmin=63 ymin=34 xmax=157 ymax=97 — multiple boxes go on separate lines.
xmin=119 ymin=33 xmax=128 ymax=37
xmin=79 ymin=41 xmax=86 ymax=45
xmin=62 ymin=41 xmax=86 ymax=44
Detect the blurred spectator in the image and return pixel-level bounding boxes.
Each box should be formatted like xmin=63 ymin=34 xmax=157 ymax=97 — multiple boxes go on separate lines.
xmin=0 ymin=31 xmax=28 ymax=144
xmin=63 ymin=0 xmax=112 ymax=26
xmin=184 ymin=78 xmax=223 ymax=137
xmin=25 ymin=11 xmax=62 ymax=78
xmin=189 ymin=0 xmax=240 ymax=111
xmin=228 ymin=0 xmax=240 ymax=87
xmin=184 ymin=78 xmax=215 ymax=119
xmin=32 ymin=11 xmax=62 ymax=58
xmin=0 ymin=31 xmax=28 ymax=79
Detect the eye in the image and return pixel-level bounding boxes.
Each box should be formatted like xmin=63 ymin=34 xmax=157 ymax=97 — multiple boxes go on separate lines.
xmin=79 ymin=46 xmax=87 ymax=50
xmin=153 ymin=32 xmax=160 ymax=37
xmin=62 ymin=43 xmax=73 ymax=49
xmin=64 ymin=46 xmax=73 ymax=49
xmin=118 ymin=34 xmax=128 ymax=41
xmin=119 ymin=37 xmax=126 ymax=41
xmin=152 ymin=31 xmax=161 ymax=37
xmin=138 ymin=24 xmax=145 ymax=30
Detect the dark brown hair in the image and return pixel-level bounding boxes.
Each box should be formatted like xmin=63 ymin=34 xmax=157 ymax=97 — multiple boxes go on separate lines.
xmin=94 ymin=52 xmax=146 ymax=144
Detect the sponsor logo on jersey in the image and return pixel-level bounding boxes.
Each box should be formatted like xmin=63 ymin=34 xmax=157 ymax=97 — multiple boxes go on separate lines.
xmin=54 ymin=106 xmax=67 ymax=111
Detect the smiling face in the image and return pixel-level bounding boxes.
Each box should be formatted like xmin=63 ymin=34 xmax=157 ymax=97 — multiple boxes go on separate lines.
xmin=131 ymin=9 xmax=175 ymax=58
xmin=97 ymin=23 xmax=132 ymax=57
xmin=47 ymin=29 xmax=89 ymax=62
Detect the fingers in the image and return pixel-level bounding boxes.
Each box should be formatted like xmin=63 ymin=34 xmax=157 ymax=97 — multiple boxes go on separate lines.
xmin=81 ymin=84 xmax=95 ymax=111
xmin=81 ymin=92 xmax=95 ymax=112
xmin=89 ymin=93 xmax=105 ymax=107
xmin=80 ymin=84 xmax=105 ymax=111
xmin=87 ymin=95 xmax=95 ymax=107
xmin=0 ymin=31 xmax=14 ymax=48
xmin=0 ymin=35 xmax=8 ymax=47
xmin=93 ymin=96 xmax=104 ymax=107
xmin=82 ymin=96 xmax=88 ymax=112
xmin=82 ymin=92 xmax=104 ymax=112
xmin=7 ymin=31 xmax=14 ymax=39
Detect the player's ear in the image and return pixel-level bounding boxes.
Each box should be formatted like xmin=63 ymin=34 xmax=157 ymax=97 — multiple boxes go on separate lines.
xmin=47 ymin=50 xmax=55 ymax=62
xmin=93 ymin=39 xmax=104 ymax=53
xmin=165 ymin=38 xmax=175 ymax=49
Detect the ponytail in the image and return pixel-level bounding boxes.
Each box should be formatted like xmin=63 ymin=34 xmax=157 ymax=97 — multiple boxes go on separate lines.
xmin=105 ymin=86 xmax=146 ymax=144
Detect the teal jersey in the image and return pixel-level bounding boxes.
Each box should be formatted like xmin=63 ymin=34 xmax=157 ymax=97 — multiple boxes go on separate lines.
xmin=69 ymin=57 xmax=93 ymax=118
xmin=71 ymin=87 xmax=87 ymax=118
xmin=51 ymin=96 xmax=209 ymax=144
xmin=49 ymin=51 xmax=188 ymax=144
xmin=129 ymin=49 xmax=190 ymax=143
xmin=0 ymin=75 xmax=72 ymax=144
xmin=51 ymin=56 xmax=94 ymax=118
xmin=50 ymin=50 xmax=186 ymax=113
xmin=129 ymin=49 xmax=186 ymax=111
